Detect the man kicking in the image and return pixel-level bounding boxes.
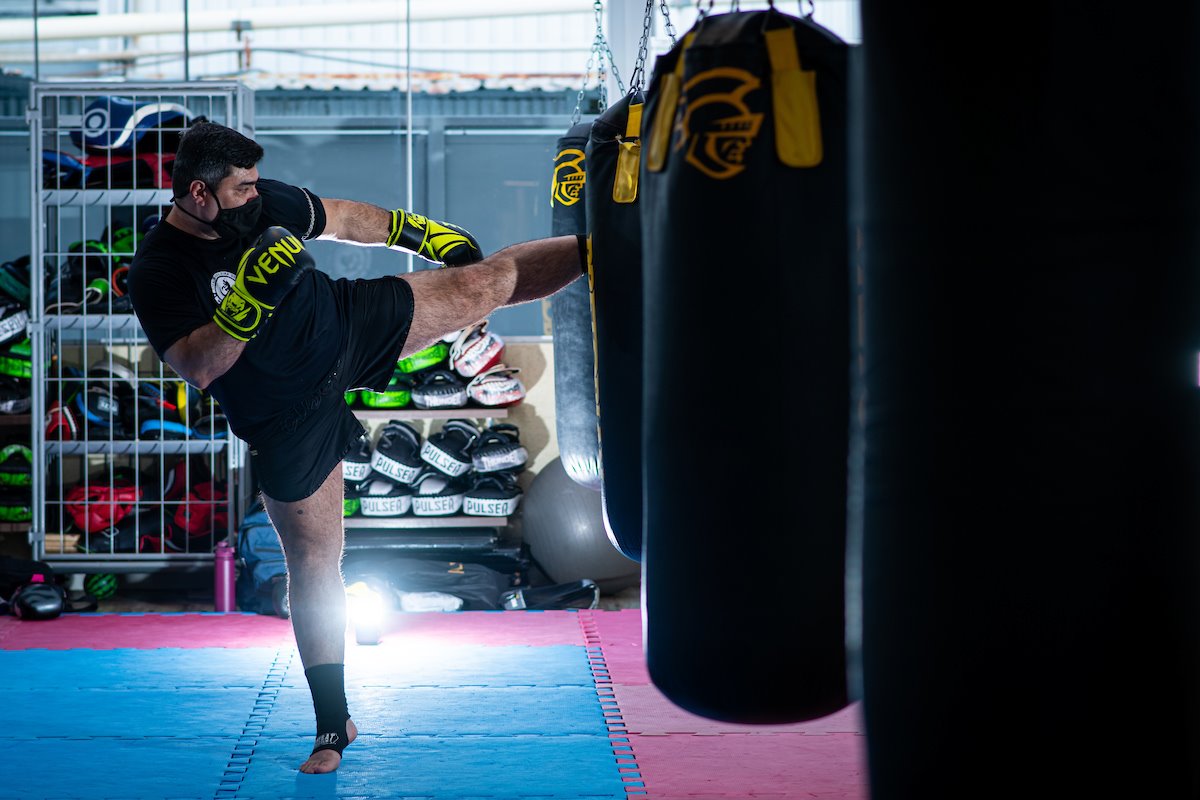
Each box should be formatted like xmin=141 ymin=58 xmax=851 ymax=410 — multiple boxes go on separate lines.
xmin=128 ymin=121 xmax=585 ymax=773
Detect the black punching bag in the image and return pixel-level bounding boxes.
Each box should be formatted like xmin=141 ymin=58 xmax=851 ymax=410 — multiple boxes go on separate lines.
xmin=586 ymin=91 xmax=646 ymax=561
xmin=550 ymin=122 xmax=602 ymax=492
xmin=855 ymin=4 xmax=1200 ymax=798
xmin=640 ymin=10 xmax=851 ymax=722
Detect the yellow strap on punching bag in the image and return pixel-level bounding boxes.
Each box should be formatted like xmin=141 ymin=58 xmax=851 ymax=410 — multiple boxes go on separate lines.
xmin=765 ymin=26 xmax=823 ymax=167
xmin=613 ymin=101 xmax=644 ymax=204
xmin=647 ymin=32 xmax=695 ymax=173
xmin=585 ymin=233 xmax=602 ymax=423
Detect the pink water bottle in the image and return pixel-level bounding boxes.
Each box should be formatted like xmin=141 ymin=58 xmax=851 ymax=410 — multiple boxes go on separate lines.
xmin=214 ymin=540 xmax=236 ymax=612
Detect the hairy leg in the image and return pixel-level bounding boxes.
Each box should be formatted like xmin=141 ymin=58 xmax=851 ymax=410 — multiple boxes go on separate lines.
xmin=398 ymin=234 xmax=583 ymax=357
xmin=262 ymin=465 xmax=357 ymax=773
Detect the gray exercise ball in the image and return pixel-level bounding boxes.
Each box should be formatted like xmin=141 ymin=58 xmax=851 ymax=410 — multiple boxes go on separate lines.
xmin=522 ymin=457 xmax=640 ymax=594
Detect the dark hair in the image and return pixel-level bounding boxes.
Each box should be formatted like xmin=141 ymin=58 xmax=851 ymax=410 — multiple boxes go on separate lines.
xmin=171 ymin=121 xmax=264 ymax=198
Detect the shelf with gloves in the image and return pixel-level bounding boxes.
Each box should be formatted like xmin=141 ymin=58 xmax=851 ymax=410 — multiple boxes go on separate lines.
xmin=30 ymin=83 xmax=254 ymax=570
xmin=340 ymin=319 xmax=528 ymax=536
xmin=342 ymin=415 xmax=515 ymax=530
xmin=342 ymin=417 xmax=529 ymax=533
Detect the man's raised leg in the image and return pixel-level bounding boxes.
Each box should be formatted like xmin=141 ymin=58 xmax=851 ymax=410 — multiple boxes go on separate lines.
xmin=262 ymin=465 xmax=358 ymax=773
xmin=398 ymin=235 xmax=584 ymax=355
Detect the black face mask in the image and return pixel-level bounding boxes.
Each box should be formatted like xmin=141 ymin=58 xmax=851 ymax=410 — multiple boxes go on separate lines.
xmin=172 ymin=186 xmax=263 ymax=242
xmin=211 ymin=192 xmax=263 ymax=241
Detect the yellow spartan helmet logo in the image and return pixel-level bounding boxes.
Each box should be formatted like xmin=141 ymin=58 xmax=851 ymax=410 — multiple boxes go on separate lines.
xmin=552 ymin=148 xmax=587 ymax=207
xmin=676 ymin=67 xmax=765 ymax=180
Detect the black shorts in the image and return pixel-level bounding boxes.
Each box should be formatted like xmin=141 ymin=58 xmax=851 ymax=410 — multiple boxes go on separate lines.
xmin=248 ymin=275 xmax=414 ymax=503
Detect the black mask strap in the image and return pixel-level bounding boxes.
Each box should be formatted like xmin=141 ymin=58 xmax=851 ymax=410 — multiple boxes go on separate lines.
xmin=170 ymin=191 xmax=219 ymax=229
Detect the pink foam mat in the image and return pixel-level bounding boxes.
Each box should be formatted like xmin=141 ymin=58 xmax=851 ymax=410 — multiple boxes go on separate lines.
xmin=0 ymin=612 xmax=296 ymax=650
xmin=380 ymin=609 xmax=587 ymax=646
xmin=631 ymin=731 xmax=869 ymax=799
xmin=583 ymin=610 xmax=868 ymax=798
xmin=0 ymin=609 xmax=591 ymax=650
xmin=615 ymin=684 xmax=864 ymax=736
xmin=586 ymin=608 xmax=651 ymax=684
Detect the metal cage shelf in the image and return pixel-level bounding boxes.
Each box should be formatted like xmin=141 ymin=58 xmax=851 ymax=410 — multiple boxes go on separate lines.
xmin=40 ymin=189 xmax=175 ymax=208
xmin=29 ymin=81 xmax=255 ymax=571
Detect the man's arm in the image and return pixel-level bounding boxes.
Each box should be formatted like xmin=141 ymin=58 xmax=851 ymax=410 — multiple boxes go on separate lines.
xmin=320 ymin=198 xmax=482 ymax=265
xmin=318 ymin=198 xmax=391 ymax=245
xmin=163 ymin=322 xmax=246 ymax=390
xmin=161 ymin=227 xmax=315 ymax=390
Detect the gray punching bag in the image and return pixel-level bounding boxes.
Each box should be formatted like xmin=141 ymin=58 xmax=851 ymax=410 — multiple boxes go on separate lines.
xmin=550 ymin=123 xmax=602 ymax=491
xmin=640 ymin=10 xmax=851 ymax=722
xmin=856 ymin=4 xmax=1200 ymax=798
xmin=586 ymin=91 xmax=646 ymax=561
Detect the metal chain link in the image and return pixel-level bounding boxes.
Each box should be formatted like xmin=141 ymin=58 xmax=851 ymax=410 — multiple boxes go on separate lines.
xmin=628 ymin=0 xmax=655 ymax=92
xmin=801 ymin=0 xmax=815 ymax=17
xmin=571 ymin=34 xmax=597 ymax=123
xmin=597 ymin=46 xmax=610 ymax=110
xmin=572 ymin=0 xmax=626 ymax=124
xmin=696 ymin=0 xmax=714 ymax=20
xmin=659 ymin=0 xmax=678 ymax=45
xmin=603 ymin=33 xmax=625 ymax=96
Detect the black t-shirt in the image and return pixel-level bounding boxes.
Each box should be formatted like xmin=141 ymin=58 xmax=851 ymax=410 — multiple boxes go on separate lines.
xmin=129 ymin=179 xmax=340 ymax=439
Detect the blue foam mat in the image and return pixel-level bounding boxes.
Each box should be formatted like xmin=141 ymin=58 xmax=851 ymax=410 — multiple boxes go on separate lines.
xmin=342 ymin=644 xmax=592 ymax=688
xmin=0 ymin=645 xmax=590 ymax=690
xmin=0 ymin=644 xmax=629 ymax=800
xmin=271 ymin=685 xmax=606 ymax=736
xmin=0 ymin=737 xmax=238 ymax=800
xmin=237 ymin=735 xmax=628 ymax=799
xmin=0 ymin=648 xmax=281 ymax=690
xmin=0 ymin=688 xmax=265 ymax=738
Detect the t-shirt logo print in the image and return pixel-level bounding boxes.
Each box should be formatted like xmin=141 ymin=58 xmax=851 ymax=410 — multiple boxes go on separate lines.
xmin=211 ymin=272 xmax=236 ymax=304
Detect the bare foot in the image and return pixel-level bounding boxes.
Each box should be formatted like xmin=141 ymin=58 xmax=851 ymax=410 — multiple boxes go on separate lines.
xmin=298 ymin=718 xmax=358 ymax=774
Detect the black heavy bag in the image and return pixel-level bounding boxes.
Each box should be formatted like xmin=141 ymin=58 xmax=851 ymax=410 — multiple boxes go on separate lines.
xmin=586 ymin=91 xmax=646 ymax=561
xmin=550 ymin=122 xmax=602 ymax=492
xmin=640 ymin=9 xmax=851 ymax=722
xmin=855 ymin=4 xmax=1200 ymax=799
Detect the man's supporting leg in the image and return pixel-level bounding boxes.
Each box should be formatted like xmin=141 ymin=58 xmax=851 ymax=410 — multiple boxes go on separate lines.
xmin=262 ymin=465 xmax=358 ymax=773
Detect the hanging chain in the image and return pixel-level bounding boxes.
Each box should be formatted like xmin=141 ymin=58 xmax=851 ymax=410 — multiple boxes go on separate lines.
xmin=801 ymin=0 xmax=815 ymax=17
xmin=659 ymin=0 xmax=678 ymax=45
xmin=571 ymin=43 xmax=596 ymax=123
xmin=572 ymin=0 xmax=626 ymax=124
xmin=603 ymin=30 xmax=625 ymax=96
xmin=628 ymin=0 xmax=656 ymax=92
xmin=696 ymin=0 xmax=714 ymax=20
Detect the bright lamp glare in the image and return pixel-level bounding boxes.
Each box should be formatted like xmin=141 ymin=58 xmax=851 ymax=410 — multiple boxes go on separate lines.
xmin=346 ymin=581 xmax=386 ymax=629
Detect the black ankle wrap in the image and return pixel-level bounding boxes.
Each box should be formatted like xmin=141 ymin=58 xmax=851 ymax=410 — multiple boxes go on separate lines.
xmin=305 ymin=663 xmax=351 ymax=755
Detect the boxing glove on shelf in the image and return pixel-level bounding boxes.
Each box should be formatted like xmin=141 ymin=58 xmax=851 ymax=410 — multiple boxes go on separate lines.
xmin=213 ymin=226 xmax=314 ymax=341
